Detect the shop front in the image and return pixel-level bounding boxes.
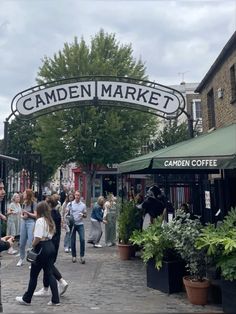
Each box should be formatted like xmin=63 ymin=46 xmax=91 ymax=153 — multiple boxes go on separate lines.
xmin=118 ymin=123 xmax=236 ymax=223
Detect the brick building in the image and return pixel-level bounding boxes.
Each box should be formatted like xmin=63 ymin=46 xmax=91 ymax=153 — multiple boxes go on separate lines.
xmin=195 ymin=31 xmax=236 ymax=130
xmin=195 ymin=31 xmax=236 ymax=217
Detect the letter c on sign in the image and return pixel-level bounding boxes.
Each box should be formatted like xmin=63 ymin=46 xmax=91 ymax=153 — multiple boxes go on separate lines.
xmin=23 ymin=98 xmax=34 ymax=111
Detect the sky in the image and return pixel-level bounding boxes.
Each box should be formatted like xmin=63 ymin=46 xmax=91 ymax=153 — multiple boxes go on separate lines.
xmin=0 ymin=0 xmax=235 ymax=139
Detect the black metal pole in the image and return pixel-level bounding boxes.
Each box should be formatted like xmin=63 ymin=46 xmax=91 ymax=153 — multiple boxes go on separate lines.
xmin=0 ymin=114 xmax=12 ymax=313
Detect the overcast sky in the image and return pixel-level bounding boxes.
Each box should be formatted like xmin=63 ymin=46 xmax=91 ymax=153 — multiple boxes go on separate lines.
xmin=0 ymin=0 xmax=235 ymax=139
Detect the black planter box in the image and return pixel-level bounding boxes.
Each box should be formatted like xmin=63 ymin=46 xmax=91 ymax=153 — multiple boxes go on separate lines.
xmin=146 ymin=258 xmax=186 ymax=294
xmin=221 ymin=279 xmax=236 ymax=313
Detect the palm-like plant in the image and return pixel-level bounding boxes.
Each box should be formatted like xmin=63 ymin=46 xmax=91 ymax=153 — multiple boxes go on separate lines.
xmin=196 ymin=207 xmax=236 ymax=281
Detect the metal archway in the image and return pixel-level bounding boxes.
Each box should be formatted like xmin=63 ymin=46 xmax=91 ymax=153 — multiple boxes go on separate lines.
xmin=11 ymin=76 xmax=186 ymax=121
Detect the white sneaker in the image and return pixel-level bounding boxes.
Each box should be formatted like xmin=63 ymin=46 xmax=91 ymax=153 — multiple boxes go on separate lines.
xmin=94 ymin=244 xmax=102 ymax=248
xmin=64 ymin=247 xmax=69 ymax=253
xmin=15 ymin=296 xmax=30 ymax=305
xmin=33 ymin=288 xmax=49 ymax=297
xmin=60 ymin=279 xmax=68 ymax=296
xmin=79 ymin=257 xmax=86 ymax=264
xmin=8 ymin=247 xmax=18 ymax=255
xmin=16 ymin=259 xmax=24 ymax=267
xmin=47 ymin=301 xmax=60 ymax=306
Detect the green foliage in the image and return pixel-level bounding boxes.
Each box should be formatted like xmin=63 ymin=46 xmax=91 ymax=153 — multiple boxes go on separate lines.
xmin=6 ymin=117 xmax=56 ymax=183
xmin=196 ymin=207 xmax=236 ymax=281
xmin=130 ymin=217 xmax=174 ymax=270
xmin=117 ymin=201 xmax=138 ymax=244
xmin=166 ymin=209 xmax=206 ymax=280
xmin=35 ymin=29 xmax=159 ymax=171
xmin=151 ymin=120 xmax=189 ymax=150
xmin=5 ymin=30 xmax=160 ymax=189
xmin=7 ymin=118 xmax=38 ymax=155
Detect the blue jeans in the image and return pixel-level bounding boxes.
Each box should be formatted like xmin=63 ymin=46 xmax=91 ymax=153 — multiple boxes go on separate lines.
xmin=71 ymin=224 xmax=85 ymax=258
xmin=19 ymin=219 xmax=35 ymax=259
xmin=64 ymin=231 xmax=71 ymax=249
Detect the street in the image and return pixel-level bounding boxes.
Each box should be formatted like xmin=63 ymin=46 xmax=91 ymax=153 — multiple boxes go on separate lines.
xmin=0 ymin=214 xmax=223 ymax=314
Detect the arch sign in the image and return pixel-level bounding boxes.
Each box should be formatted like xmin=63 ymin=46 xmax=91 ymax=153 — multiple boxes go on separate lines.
xmin=11 ymin=76 xmax=185 ymax=120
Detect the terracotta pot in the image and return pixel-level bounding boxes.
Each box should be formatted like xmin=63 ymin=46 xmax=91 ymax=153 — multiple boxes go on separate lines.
xmin=183 ymin=276 xmax=210 ymax=305
xmin=117 ymin=243 xmax=132 ymax=260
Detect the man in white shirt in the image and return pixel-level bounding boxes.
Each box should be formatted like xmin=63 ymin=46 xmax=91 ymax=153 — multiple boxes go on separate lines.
xmin=67 ymin=191 xmax=87 ymax=264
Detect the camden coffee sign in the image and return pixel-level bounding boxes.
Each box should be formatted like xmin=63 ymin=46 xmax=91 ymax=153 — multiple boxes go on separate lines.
xmin=14 ymin=80 xmax=185 ymax=118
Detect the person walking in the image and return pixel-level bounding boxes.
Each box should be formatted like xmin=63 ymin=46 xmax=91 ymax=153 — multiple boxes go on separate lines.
xmin=67 ymin=191 xmax=87 ymax=264
xmin=103 ymin=194 xmax=117 ymax=247
xmin=17 ymin=189 xmax=37 ymax=267
xmin=61 ymin=192 xmax=74 ymax=252
xmin=6 ymin=192 xmax=21 ymax=254
xmin=33 ymin=195 xmax=68 ymax=297
xmin=87 ymin=196 xmax=106 ymax=248
xmin=15 ymin=201 xmax=60 ymax=306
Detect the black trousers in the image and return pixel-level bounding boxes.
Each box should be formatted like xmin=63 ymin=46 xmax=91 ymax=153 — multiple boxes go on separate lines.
xmin=43 ymin=234 xmax=62 ymax=287
xmin=23 ymin=240 xmax=59 ymax=304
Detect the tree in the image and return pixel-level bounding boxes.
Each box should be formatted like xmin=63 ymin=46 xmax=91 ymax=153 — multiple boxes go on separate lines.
xmin=151 ymin=120 xmax=189 ymax=151
xmin=33 ymin=29 xmax=159 ymax=205
xmin=7 ymin=118 xmax=37 ymax=155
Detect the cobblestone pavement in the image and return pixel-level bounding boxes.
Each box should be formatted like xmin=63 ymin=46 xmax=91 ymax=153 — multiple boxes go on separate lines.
xmin=0 ymin=214 xmax=223 ymax=314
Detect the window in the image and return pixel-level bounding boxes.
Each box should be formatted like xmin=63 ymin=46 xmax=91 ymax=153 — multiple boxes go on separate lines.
xmin=230 ymin=64 xmax=236 ymax=103
xmin=207 ymin=89 xmax=216 ymax=129
xmin=192 ymin=100 xmax=202 ymax=120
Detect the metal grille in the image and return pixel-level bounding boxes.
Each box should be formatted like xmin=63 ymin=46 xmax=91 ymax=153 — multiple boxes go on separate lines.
xmin=0 ymin=153 xmax=42 ymax=213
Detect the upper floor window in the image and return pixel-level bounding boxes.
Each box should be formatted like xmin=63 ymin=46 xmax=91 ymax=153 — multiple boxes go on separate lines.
xmin=230 ymin=64 xmax=236 ymax=103
xmin=207 ymin=88 xmax=216 ymax=129
xmin=192 ymin=100 xmax=202 ymax=120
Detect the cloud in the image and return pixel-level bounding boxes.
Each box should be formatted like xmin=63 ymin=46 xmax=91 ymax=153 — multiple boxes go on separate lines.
xmin=0 ymin=0 xmax=235 ymax=139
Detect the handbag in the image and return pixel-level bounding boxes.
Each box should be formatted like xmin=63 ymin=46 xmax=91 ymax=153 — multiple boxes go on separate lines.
xmin=66 ymin=214 xmax=75 ymax=228
xmin=26 ymin=248 xmax=42 ymax=264
xmin=66 ymin=202 xmax=75 ymax=228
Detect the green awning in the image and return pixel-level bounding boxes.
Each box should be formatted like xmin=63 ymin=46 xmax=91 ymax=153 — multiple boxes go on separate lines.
xmin=118 ymin=123 xmax=236 ymax=173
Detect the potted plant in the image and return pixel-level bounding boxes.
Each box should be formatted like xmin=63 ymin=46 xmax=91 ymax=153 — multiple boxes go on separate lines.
xmin=166 ymin=209 xmax=210 ymax=305
xmin=130 ymin=216 xmax=186 ymax=293
xmin=117 ymin=200 xmax=138 ymax=260
xmin=196 ymin=207 xmax=236 ymax=313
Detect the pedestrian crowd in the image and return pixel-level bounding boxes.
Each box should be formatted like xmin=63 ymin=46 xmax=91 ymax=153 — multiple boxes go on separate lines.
xmin=0 ymin=178 xmax=117 ymax=307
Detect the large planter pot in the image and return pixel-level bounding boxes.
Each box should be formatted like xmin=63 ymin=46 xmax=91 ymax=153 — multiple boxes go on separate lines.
xmin=206 ymin=266 xmax=222 ymax=305
xmin=146 ymin=258 xmax=186 ymax=294
xmin=183 ymin=276 xmax=210 ymax=305
xmin=221 ymin=279 xmax=236 ymax=313
xmin=117 ymin=243 xmax=133 ymax=260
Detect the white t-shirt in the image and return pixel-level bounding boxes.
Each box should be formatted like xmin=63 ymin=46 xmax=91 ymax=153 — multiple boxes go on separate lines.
xmin=34 ymin=217 xmax=53 ymax=239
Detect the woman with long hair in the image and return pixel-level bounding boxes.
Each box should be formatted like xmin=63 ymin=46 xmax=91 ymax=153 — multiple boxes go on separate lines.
xmin=6 ymin=192 xmax=22 ymax=254
xmin=16 ymin=201 xmax=60 ymax=306
xmin=17 ymin=189 xmax=37 ymax=267
xmin=34 ymin=195 xmax=68 ymax=297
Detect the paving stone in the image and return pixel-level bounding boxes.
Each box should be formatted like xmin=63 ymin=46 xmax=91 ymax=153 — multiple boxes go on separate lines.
xmin=0 ymin=212 xmax=223 ymax=313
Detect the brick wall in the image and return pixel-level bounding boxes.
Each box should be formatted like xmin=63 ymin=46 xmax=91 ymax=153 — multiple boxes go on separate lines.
xmin=201 ymin=50 xmax=236 ymax=132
